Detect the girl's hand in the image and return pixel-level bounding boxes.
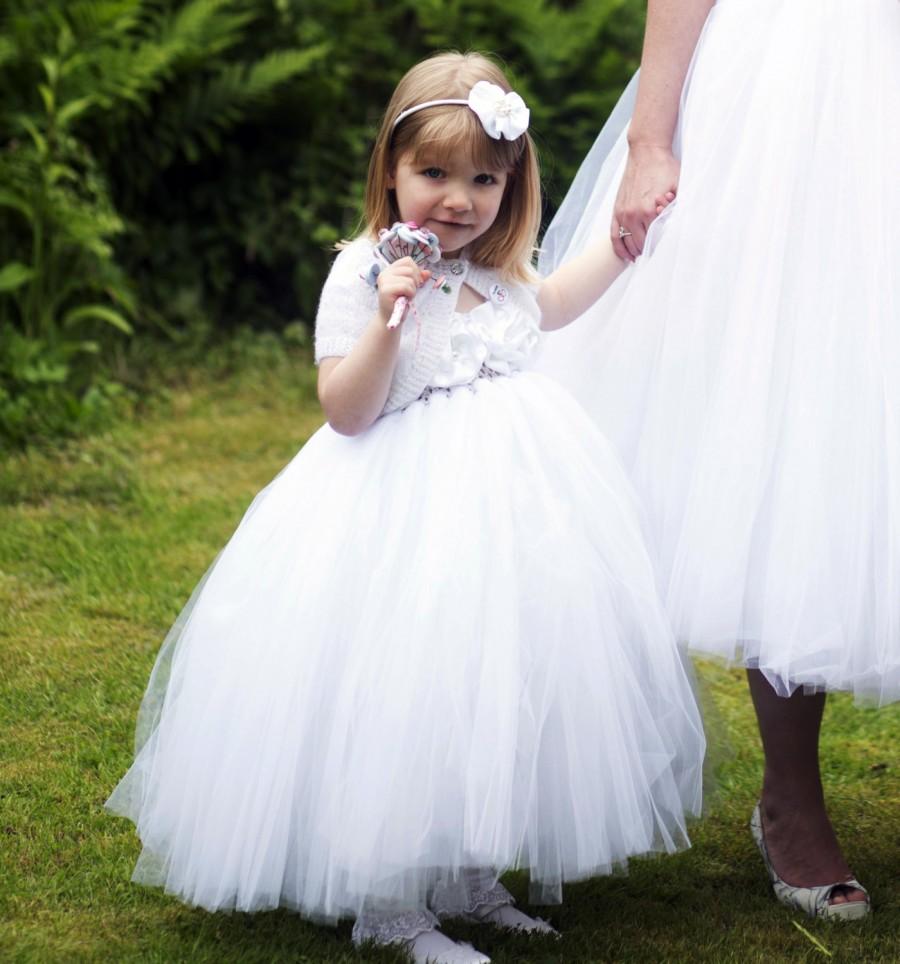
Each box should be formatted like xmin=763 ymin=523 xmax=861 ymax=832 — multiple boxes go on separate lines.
xmin=375 ymin=257 xmax=431 ymax=325
xmin=611 ymin=145 xmax=680 ymax=261
xmin=656 ymin=190 xmax=676 ymax=216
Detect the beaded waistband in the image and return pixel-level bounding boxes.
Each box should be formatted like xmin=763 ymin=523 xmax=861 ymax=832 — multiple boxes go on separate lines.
xmin=413 ymin=364 xmax=503 ymax=408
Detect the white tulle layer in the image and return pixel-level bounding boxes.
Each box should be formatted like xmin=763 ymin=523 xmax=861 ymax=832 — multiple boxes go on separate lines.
xmin=539 ymin=0 xmax=900 ymax=705
xmin=106 ymin=372 xmax=705 ymax=920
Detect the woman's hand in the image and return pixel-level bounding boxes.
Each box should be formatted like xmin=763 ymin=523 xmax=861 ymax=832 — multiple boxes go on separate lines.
xmin=611 ymin=144 xmax=680 ymax=261
xmin=375 ymin=257 xmax=430 ymax=324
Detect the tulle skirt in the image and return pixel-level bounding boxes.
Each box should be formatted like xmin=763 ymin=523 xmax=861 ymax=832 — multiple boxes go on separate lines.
xmin=539 ymin=0 xmax=900 ymax=705
xmin=106 ymin=372 xmax=705 ymax=921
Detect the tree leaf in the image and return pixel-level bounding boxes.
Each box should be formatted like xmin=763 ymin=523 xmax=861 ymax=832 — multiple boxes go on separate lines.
xmin=41 ymin=56 xmax=59 ymax=86
xmin=57 ymin=96 xmax=96 ymax=129
xmin=47 ymin=163 xmax=77 ymax=186
xmin=0 ymin=262 xmax=35 ymax=292
xmin=73 ymin=340 xmax=101 ymax=354
xmin=0 ymin=190 xmax=34 ymax=223
xmin=38 ymin=83 xmax=55 ymax=115
xmin=17 ymin=116 xmax=48 ymax=155
xmin=62 ymin=305 xmax=134 ymax=335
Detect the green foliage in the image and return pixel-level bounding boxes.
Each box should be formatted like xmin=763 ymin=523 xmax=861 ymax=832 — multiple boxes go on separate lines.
xmin=0 ymin=0 xmax=645 ymax=448
xmin=0 ymin=0 xmax=327 ymax=448
xmin=0 ymin=325 xmax=132 ymax=447
xmin=105 ymin=0 xmax=644 ymax=346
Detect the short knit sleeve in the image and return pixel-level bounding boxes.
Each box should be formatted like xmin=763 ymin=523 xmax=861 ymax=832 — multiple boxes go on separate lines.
xmin=314 ymin=237 xmax=378 ymax=363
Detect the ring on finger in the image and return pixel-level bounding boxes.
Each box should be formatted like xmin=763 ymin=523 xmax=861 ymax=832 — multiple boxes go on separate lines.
xmin=618 ymin=226 xmax=633 ymax=239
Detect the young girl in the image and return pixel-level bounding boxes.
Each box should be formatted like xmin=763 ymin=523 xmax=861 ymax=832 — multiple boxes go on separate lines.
xmin=107 ymin=52 xmax=705 ymax=963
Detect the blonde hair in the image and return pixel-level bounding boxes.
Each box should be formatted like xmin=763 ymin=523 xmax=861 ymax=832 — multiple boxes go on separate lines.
xmin=361 ymin=51 xmax=541 ymax=282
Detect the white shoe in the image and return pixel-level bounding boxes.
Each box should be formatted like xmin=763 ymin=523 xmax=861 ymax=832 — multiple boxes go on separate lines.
xmin=750 ymin=802 xmax=871 ymax=922
xmin=468 ymin=903 xmax=560 ymax=936
xmin=404 ymin=929 xmax=491 ymax=964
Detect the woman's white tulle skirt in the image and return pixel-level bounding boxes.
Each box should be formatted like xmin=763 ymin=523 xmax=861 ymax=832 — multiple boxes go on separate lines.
xmin=106 ymin=372 xmax=705 ymax=920
xmin=539 ymin=0 xmax=900 ymax=705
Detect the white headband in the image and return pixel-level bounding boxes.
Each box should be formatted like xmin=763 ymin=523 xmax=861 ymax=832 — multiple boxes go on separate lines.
xmin=392 ymin=80 xmax=530 ymax=141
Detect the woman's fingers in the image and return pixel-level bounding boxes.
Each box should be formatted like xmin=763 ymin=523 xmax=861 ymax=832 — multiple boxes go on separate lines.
xmin=613 ymin=206 xmax=654 ymax=261
xmin=610 ymin=147 xmax=680 ymax=258
xmin=611 ymin=219 xmax=632 ymax=261
xmin=612 ymin=216 xmax=642 ymax=261
xmin=612 ymin=214 xmax=648 ymax=262
xmin=630 ymin=217 xmax=649 ymax=257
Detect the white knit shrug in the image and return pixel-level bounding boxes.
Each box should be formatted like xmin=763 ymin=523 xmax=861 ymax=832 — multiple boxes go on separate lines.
xmin=314 ymin=237 xmax=540 ymax=417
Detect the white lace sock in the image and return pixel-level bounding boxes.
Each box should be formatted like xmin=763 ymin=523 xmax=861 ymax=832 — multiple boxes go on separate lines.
xmin=469 ymin=903 xmax=560 ymax=936
xmin=404 ymin=929 xmax=491 ymax=964
xmin=431 ymin=867 xmax=514 ymax=921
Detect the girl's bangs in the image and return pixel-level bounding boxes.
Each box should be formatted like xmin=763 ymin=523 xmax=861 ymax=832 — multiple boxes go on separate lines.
xmin=405 ymin=107 xmax=523 ymax=172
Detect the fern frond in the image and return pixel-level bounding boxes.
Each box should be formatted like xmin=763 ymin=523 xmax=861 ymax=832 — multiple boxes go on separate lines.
xmin=52 ymin=1 xmax=253 ymax=119
xmin=149 ymin=43 xmax=329 ymax=163
xmin=61 ymin=1 xmax=145 ymax=43
xmin=160 ymin=0 xmax=253 ymax=61
xmin=242 ymin=45 xmax=331 ymax=102
xmin=91 ymin=41 xmax=175 ymax=108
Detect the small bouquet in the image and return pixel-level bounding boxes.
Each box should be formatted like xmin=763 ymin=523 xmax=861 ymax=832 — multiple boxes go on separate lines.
xmin=364 ymin=222 xmax=443 ymax=328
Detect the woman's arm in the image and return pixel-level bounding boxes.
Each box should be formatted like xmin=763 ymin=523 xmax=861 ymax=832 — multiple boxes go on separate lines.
xmin=538 ymin=238 xmax=626 ymax=331
xmin=611 ymin=0 xmax=715 ymax=261
xmin=318 ymin=259 xmax=428 ymax=436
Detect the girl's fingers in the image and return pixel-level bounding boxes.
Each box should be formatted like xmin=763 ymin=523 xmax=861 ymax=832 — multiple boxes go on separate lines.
xmin=654 ymin=190 xmax=677 ymax=214
xmin=393 ymin=263 xmax=428 ymax=286
xmin=379 ymin=265 xmax=420 ymax=290
xmin=392 ymin=282 xmax=416 ymax=300
xmin=378 ymin=277 xmax=417 ymax=300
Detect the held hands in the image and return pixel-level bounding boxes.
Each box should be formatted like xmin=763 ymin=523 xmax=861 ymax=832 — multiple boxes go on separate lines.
xmin=611 ymin=144 xmax=680 ymax=261
xmin=375 ymin=257 xmax=431 ymax=326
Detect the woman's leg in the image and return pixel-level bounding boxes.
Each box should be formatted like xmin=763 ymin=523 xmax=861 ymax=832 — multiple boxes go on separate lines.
xmin=746 ymin=669 xmax=865 ymax=903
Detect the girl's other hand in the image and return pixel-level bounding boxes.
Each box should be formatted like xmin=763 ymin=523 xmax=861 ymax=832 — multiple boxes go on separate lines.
xmin=375 ymin=257 xmax=431 ymax=324
xmin=611 ymin=145 xmax=680 ymax=261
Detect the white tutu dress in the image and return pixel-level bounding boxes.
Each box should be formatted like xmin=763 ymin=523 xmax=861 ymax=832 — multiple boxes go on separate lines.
xmin=106 ymin=256 xmax=705 ymax=943
xmin=540 ymin=0 xmax=900 ymax=705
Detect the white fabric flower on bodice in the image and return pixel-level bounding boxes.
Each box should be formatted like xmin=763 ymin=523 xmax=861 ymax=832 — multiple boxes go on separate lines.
xmin=431 ymin=300 xmax=541 ymax=389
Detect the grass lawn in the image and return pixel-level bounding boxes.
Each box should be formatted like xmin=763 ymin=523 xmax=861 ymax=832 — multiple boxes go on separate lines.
xmin=2 ymin=358 xmax=898 ymax=963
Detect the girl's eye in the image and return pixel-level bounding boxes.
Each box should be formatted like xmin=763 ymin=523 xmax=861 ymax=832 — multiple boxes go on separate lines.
xmin=422 ymin=167 xmax=443 ymax=179
xmin=475 ymin=173 xmax=497 ymax=185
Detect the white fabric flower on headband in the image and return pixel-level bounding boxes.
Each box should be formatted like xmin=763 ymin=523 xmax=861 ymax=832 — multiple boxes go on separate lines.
xmin=391 ymin=82 xmax=531 ymax=141
xmin=467 ymin=81 xmax=530 ymax=141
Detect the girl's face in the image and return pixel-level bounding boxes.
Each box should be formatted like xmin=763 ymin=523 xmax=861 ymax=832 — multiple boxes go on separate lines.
xmin=387 ymin=148 xmax=509 ymax=259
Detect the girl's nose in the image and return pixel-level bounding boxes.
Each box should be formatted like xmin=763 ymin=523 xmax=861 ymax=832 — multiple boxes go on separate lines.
xmin=443 ymin=187 xmax=472 ymax=211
